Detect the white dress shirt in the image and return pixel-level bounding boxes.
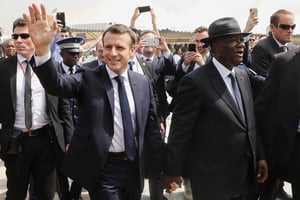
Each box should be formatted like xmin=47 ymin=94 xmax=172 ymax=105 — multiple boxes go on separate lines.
xmin=14 ymin=54 xmax=50 ymax=131
xmin=213 ymin=57 xmax=236 ymax=99
xmin=106 ymin=66 xmax=136 ymax=152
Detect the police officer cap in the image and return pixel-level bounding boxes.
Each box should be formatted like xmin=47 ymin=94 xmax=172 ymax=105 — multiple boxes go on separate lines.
xmin=56 ymin=36 xmax=84 ymax=53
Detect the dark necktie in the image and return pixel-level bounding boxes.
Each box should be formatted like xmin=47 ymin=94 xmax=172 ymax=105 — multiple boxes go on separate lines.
xmin=115 ymin=76 xmax=136 ymax=160
xmin=228 ymin=73 xmax=244 ymax=121
xmin=145 ymin=58 xmax=151 ymax=62
xmin=280 ymin=46 xmax=288 ymax=52
xmin=24 ymin=61 xmax=32 ymax=129
xmin=69 ymin=67 xmax=74 ymax=74
xmin=128 ymin=60 xmax=135 ymax=71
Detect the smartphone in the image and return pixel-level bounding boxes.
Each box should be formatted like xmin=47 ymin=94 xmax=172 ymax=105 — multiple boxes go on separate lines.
xmin=139 ymin=6 xmax=151 ymax=13
xmin=188 ymin=43 xmax=196 ymax=52
xmin=145 ymin=38 xmax=159 ymax=46
xmin=56 ymin=12 xmax=66 ymax=28
xmin=250 ymin=8 xmax=258 ymax=18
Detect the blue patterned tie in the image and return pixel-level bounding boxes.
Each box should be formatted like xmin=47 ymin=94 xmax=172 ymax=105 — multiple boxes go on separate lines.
xmin=115 ymin=76 xmax=136 ymax=160
xmin=229 ymin=73 xmax=244 ymax=121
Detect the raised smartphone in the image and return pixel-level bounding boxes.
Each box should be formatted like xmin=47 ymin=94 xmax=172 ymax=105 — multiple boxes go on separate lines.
xmin=250 ymin=8 xmax=258 ymax=18
xmin=139 ymin=6 xmax=151 ymax=13
xmin=145 ymin=38 xmax=159 ymax=46
xmin=56 ymin=12 xmax=66 ymax=28
xmin=188 ymin=43 xmax=196 ymax=52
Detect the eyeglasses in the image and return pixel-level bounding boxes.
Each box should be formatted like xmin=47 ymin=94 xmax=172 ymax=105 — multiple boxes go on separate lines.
xmin=276 ymin=24 xmax=296 ymax=30
xmin=11 ymin=33 xmax=30 ymax=40
xmin=249 ymin=39 xmax=256 ymax=41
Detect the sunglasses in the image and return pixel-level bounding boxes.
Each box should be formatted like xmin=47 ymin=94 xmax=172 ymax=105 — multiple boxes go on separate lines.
xmin=249 ymin=39 xmax=255 ymax=41
xmin=11 ymin=33 xmax=30 ymax=40
xmin=276 ymin=24 xmax=296 ymax=30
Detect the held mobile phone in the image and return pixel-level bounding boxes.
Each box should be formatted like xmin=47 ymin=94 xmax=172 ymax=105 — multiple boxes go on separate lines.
xmin=56 ymin=12 xmax=66 ymax=28
xmin=138 ymin=6 xmax=151 ymax=13
xmin=250 ymin=8 xmax=258 ymax=18
xmin=188 ymin=43 xmax=196 ymax=52
xmin=145 ymin=38 xmax=159 ymax=46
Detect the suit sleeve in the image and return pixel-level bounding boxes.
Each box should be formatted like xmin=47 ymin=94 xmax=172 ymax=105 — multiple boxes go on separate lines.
xmin=32 ymin=58 xmax=81 ymax=99
xmin=58 ymin=97 xmax=74 ymax=145
xmin=165 ymin=75 xmax=200 ymax=176
xmin=144 ymin=78 xmax=164 ymax=171
xmin=251 ymin=44 xmax=271 ymax=77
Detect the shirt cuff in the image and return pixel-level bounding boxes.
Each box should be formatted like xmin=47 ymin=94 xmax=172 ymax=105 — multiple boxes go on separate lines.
xmin=34 ymin=51 xmax=51 ymax=66
xmin=181 ymin=62 xmax=189 ymax=73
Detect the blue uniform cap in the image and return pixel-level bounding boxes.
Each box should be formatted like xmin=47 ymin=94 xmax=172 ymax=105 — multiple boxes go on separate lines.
xmin=56 ymin=36 xmax=84 ymax=53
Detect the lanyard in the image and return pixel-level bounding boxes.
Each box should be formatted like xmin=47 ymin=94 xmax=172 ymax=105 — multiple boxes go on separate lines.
xmin=18 ymin=60 xmax=34 ymax=78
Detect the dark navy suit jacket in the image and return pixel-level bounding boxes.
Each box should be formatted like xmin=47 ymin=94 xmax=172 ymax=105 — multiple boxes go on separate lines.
xmin=32 ymin=59 xmax=164 ymax=191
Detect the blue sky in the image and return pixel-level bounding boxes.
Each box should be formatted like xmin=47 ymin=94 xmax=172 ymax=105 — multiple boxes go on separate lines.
xmin=2 ymin=0 xmax=300 ymax=37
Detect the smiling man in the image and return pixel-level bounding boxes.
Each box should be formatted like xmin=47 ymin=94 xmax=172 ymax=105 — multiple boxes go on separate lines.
xmin=163 ymin=17 xmax=268 ymax=200
xmin=23 ymin=4 xmax=164 ymax=200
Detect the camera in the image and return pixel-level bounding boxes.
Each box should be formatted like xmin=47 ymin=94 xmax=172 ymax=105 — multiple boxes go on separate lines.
xmin=145 ymin=38 xmax=159 ymax=46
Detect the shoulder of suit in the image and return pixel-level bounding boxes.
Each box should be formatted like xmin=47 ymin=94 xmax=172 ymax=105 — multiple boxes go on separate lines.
xmin=0 ymin=55 xmax=17 ymax=66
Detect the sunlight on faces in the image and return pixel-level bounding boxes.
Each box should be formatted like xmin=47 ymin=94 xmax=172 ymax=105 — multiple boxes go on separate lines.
xmin=193 ymin=31 xmax=209 ymax=53
xmin=270 ymin=13 xmax=295 ymax=44
xmin=140 ymin=32 xmax=156 ymax=58
xmin=13 ymin=26 xmax=35 ymax=58
xmin=103 ymin=32 xmax=136 ymax=75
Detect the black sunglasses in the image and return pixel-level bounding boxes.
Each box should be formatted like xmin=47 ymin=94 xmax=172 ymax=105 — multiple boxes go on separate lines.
xmin=276 ymin=23 xmax=296 ymax=30
xmin=11 ymin=33 xmax=30 ymax=40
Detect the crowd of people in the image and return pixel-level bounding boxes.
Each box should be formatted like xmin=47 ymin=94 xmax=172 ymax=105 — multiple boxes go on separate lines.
xmin=0 ymin=3 xmax=299 ymax=200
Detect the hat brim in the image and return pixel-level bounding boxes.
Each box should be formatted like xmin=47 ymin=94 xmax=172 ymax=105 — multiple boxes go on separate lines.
xmin=62 ymin=48 xmax=83 ymax=53
xmin=201 ymin=32 xmax=251 ymax=45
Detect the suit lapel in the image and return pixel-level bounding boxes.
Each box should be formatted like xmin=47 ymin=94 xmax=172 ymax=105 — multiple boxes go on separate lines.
xmin=128 ymin=71 xmax=141 ymax=133
xmin=100 ymin=66 xmax=114 ymax=117
xmin=208 ymin=64 xmax=246 ymax=126
xmin=136 ymin=55 xmax=152 ymax=77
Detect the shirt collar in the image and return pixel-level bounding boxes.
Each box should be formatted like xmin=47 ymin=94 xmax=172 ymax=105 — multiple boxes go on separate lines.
xmin=17 ymin=54 xmax=27 ymax=64
xmin=212 ymin=57 xmax=235 ymax=80
xmin=62 ymin=63 xmax=76 ymax=74
xmin=272 ymin=33 xmax=288 ymax=47
xmin=105 ymin=64 xmax=129 ymax=82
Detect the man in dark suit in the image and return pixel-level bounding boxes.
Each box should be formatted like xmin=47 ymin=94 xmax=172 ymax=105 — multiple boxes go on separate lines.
xmin=162 ymin=17 xmax=268 ymax=199
xmin=251 ymin=9 xmax=297 ymax=77
xmin=0 ymin=17 xmax=73 ymax=200
xmin=167 ymin=26 xmax=211 ymax=111
xmin=255 ymin=48 xmax=300 ymax=199
xmin=251 ymin=9 xmax=297 ymax=200
xmin=139 ymin=30 xmax=176 ymax=129
xmin=24 ymin=4 xmax=164 ymax=200
xmin=139 ymin=30 xmax=176 ymax=200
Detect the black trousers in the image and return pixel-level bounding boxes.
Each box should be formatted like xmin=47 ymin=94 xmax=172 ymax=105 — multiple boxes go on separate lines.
xmin=260 ymin=136 xmax=300 ymax=200
xmin=88 ymin=157 xmax=141 ymax=200
xmin=4 ymin=129 xmax=57 ymax=200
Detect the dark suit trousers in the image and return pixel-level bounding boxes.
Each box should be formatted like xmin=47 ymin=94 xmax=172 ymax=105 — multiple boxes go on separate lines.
xmin=4 ymin=129 xmax=57 ymax=200
xmin=260 ymin=135 xmax=300 ymax=200
xmin=88 ymin=157 xmax=141 ymax=200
